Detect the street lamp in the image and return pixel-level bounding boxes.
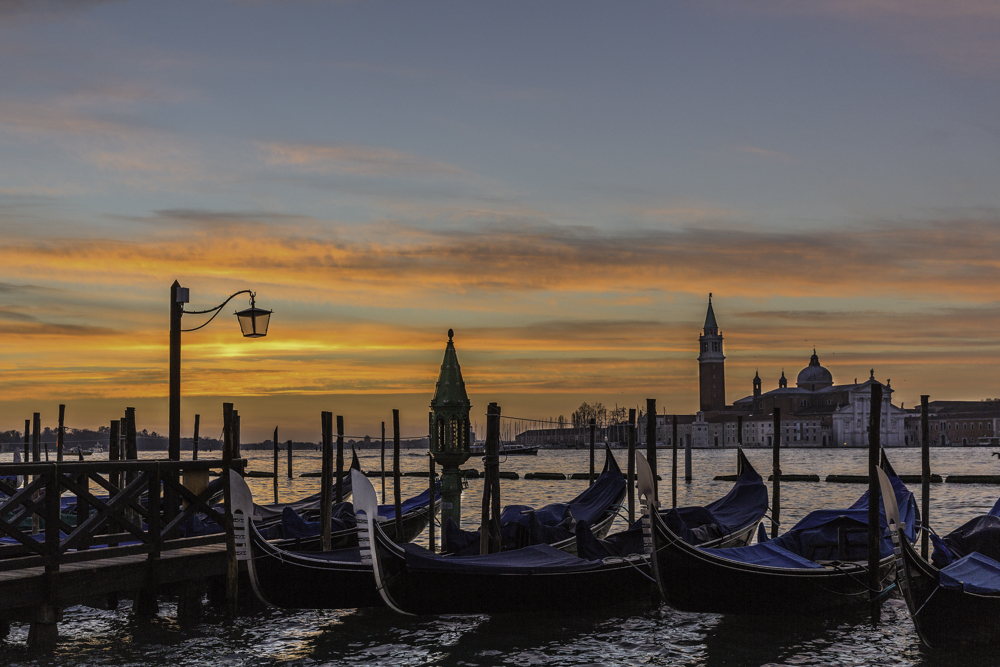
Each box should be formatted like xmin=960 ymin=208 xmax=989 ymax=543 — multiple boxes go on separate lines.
xmin=169 ymin=280 xmax=272 ymax=462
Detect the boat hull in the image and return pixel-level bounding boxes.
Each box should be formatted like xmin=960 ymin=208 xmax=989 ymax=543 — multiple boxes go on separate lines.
xmin=898 ymin=533 xmax=1000 ymax=648
xmin=650 ymin=511 xmax=894 ymax=615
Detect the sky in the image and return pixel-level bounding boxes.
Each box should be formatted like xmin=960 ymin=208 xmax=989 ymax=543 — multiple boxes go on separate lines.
xmin=1 ymin=0 xmax=999 ymax=442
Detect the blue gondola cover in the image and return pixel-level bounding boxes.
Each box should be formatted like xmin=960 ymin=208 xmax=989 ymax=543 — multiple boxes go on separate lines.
xmin=939 ymin=552 xmax=1000 ymax=595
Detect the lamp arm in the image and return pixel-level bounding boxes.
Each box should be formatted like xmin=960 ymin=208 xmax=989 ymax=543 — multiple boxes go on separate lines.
xmin=180 ymin=289 xmax=254 ymax=333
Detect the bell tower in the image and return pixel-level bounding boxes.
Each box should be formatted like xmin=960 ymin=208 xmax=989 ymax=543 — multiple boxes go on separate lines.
xmin=698 ymin=294 xmax=726 ymax=412
xmin=429 ymin=329 xmax=471 ymax=550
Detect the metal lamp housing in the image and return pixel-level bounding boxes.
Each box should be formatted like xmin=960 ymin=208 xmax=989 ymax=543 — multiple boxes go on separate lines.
xmin=235 ymin=306 xmax=272 ymax=338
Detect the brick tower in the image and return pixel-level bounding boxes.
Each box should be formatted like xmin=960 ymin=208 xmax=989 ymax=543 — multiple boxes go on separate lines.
xmin=698 ymin=294 xmax=726 ymax=412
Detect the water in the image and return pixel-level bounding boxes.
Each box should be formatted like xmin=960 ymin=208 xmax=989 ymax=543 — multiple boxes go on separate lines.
xmin=3 ymin=447 xmax=1000 ymax=666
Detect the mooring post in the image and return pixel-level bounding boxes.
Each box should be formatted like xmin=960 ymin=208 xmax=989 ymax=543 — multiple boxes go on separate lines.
xmin=233 ymin=410 xmax=241 ymax=460
xmin=646 ymin=399 xmax=657 ymax=499
xmin=481 ymin=402 xmax=502 ymax=554
xmin=672 ymin=415 xmax=679 ymax=508
xmin=393 ymin=409 xmax=403 ymax=539
xmin=125 ymin=408 xmax=138 ymax=528
xmin=589 ymin=418 xmax=596 ymax=486
xmin=44 ymin=442 xmax=49 ymax=462
xmin=684 ymin=423 xmax=692 ymax=483
xmin=287 ymin=440 xmax=293 ymax=479
xmin=57 ymin=404 xmax=65 ymax=462
xmin=192 ymin=414 xmax=200 ymax=461
xmin=23 ymin=419 xmax=30 ymax=479
xmin=336 ymin=416 xmax=344 ymax=504
xmin=381 ymin=421 xmax=387 ymax=504
xmin=868 ymin=383 xmax=883 ymax=625
xmin=109 ymin=419 xmax=120 ymax=490
xmin=627 ymin=408 xmax=636 ymax=524
xmin=320 ymin=411 xmax=333 ymax=552
xmin=32 ymin=412 xmax=40 ymax=534
xmin=772 ymin=407 xmax=781 ymax=539
xmin=428 ymin=454 xmax=436 ymax=553
xmin=133 ymin=463 xmax=161 ymax=617
xmin=273 ymin=426 xmax=279 ymax=504
xmin=221 ymin=402 xmax=238 ymax=617
xmin=921 ymin=394 xmax=931 ymax=560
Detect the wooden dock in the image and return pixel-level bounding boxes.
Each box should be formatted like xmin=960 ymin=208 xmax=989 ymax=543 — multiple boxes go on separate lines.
xmin=0 ymin=459 xmax=244 ymax=649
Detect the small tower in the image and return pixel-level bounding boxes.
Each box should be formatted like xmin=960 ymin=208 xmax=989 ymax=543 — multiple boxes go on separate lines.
xmin=698 ymin=294 xmax=726 ymax=411
xmin=753 ymin=370 xmax=762 ymax=414
xmin=429 ymin=329 xmax=472 ymax=549
xmin=779 ymin=370 xmax=787 ymax=389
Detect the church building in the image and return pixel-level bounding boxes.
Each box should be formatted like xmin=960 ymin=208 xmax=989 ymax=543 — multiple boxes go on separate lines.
xmin=684 ymin=296 xmax=907 ymax=448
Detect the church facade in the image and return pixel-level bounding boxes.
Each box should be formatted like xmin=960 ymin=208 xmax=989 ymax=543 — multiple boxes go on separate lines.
xmin=685 ymin=297 xmax=907 ymax=448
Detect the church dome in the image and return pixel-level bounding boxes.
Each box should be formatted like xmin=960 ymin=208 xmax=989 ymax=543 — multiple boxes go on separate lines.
xmin=796 ymin=350 xmax=833 ymax=390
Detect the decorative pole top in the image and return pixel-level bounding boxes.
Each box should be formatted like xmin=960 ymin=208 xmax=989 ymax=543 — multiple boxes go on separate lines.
xmin=448 ymin=328 xmax=454 ymax=342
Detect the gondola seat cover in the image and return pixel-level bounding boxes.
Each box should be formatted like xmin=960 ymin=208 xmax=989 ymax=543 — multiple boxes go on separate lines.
xmin=400 ymin=542 xmax=603 ymax=574
xmin=939 ymin=552 xmax=1000 ymax=595
xmin=692 ymin=474 xmax=917 ymax=569
xmin=932 ymin=497 xmax=1000 ymax=567
xmin=702 ymin=541 xmax=823 ymax=569
xmin=661 ymin=450 xmax=768 ymax=545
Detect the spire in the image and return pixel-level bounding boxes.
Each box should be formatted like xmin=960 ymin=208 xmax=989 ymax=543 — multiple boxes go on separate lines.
xmin=809 ymin=348 xmax=821 ymax=367
xmin=779 ymin=370 xmax=787 ymax=389
xmin=431 ymin=329 xmax=470 ymax=409
xmin=704 ymin=293 xmax=719 ymax=333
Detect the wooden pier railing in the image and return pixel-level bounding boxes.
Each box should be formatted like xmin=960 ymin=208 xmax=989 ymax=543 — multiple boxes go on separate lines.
xmin=0 ymin=458 xmax=244 ymax=649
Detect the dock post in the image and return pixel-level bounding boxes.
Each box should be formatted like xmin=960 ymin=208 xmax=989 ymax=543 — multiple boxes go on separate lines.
xmin=868 ymin=383 xmax=883 ymax=625
xmin=627 ymin=409 xmax=636 ymax=523
xmin=57 ymin=404 xmax=65 ymax=462
xmin=233 ymin=410 xmax=241 ymax=459
xmin=772 ymin=407 xmax=781 ymax=539
xmin=589 ymin=418 xmax=596 ymax=486
xmin=133 ymin=464 xmax=160 ymax=618
xmin=320 ymin=412 xmax=333 ymax=552
xmin=32 ymin=413 xmax=40 ymax=534
xmin=176 ymin=581 xmax=204 ymax=624
xmin=336 ymin=416 xmax=344 ymax=504
xmin=23 ymin=419 xmax=30 ymax=482
xmin=672 ymin=415 xmax=679 ymax=508
xmin=108 ymin=420 xmax=120 ymax=489
xmin=646 ymin=399 xmax=657 ymax=498
xmin=222 ymin=403 xmax=239 ymax=616
xmin=273 ymin=427 xmax=279 ymax=504
xmin=381 ymin=421 xmax=387 ymax=504
xmin=481 ymin=403 xmax=502 ymax=554
xmin=920 ymin=394 xmax=931 ymax=560
xmin=428 ymin=454 xmax=436 ymax=553
xmin=287 ymin=440 xmax=293 ymax=479
xmin=684 ymin=425 xmax=692 ymax=482
xmin=393 ymin=410 xmax=403 ymax=540
xmin=27 ymin=605 xmax=60 ymax=651
xmin=192 ymin=414 xmax=200 ymax=461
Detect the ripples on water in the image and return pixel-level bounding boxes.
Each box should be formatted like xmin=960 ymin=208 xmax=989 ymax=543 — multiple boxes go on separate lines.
xmin=4 ymin=447 xmax=1000 ymax=666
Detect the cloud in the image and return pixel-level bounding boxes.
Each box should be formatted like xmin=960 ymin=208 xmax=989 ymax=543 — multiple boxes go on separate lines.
xmin=261 ymin=142 xmax=468 ymax=178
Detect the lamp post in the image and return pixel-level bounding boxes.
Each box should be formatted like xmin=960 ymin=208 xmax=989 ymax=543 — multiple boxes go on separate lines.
xmin=168 ymin=280 xmax=272 ymax=461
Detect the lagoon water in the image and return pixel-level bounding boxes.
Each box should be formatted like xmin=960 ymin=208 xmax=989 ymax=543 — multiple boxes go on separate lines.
xmin=3 ymin=446 xmax=1000 ymax=666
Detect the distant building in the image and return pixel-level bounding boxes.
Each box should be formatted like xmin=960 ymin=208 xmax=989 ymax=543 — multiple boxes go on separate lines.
xmin=904 ymin=400 xmax=1000 ymax=446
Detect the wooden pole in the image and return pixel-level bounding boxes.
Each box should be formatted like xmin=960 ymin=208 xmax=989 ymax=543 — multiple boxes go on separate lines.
xmin=684 ymin=417 xmax=693 ymax=482
xmin=869 ymin=382 xmax=883 ymax=625
xmin=320 ymin=411 xmax=333 ymax=552
xmin=109 ymin=419 xmax=120 ymax=489
xmin=771 ymin=407 xmax=781 ymax=539
xmin=672 ymin=415 xmax=679 ymax=509
xmin=57 ymin=404 xmax=65 ymax=462
xmin=273 ymin=426 xmax=279 ymax=504
xmin=23 ymin=419 xmax=29 ymax=470
xmin=31 ymin=413 xmax=40 ymax=534
xmin=381 ymin=421 xmax=387 ymax=504
xmin=393 ymin=409 xmax=403 ymax=540
xmin=646 ymin=399 xmax=657 ymax=499
xmin=336 ymin=416 xmax=344 ymax=504
xmin=192 ymin=414 xmax=200 ymax=461
xmin=627 ymin=408 xmax=636 ymax=524
xmin=287 ymin=440 xmax=293 ymax=479
xmin=589 ymin=418 xmax=596 ymax=486
xmin=481 ymin=403 xmax=502 ymax=554
xmin=221 ymin=402 xmax=238 ymax=616
xmin=233 ymin=410 xmax=241 ymax=460
xmin=921 ymin=394 xmax=931 ymax=560
xmin=428 ymin=454 xmax=436 ymax=553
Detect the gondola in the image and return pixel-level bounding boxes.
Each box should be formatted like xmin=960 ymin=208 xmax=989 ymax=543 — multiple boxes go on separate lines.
xmin=253 ymin=449 xmax=362 ymax=528
xmin=231 ymin=471 xmax=440 ymax=609
xmin=577 ymin=447 xmax=768 ymax=560
xmin=639 ymin=451 xmax=919 ymax=616
xmin=357 ymin=469 xmax=654 ymax=616
xmin=444 ymin=445 xmax=627 ymax=556
xmin=882 ymin=471 xmax=1000 ymax=648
